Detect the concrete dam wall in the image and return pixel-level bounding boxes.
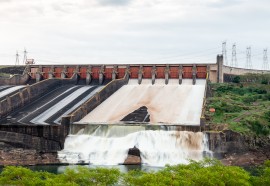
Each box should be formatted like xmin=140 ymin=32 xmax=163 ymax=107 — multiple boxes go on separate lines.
xmin=2 ymin=61 xmax=259 ymax=166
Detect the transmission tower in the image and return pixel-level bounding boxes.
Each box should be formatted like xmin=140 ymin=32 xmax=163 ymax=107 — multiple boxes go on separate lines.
xmin=262 ymin=49 xmax=269 ymax=70
xmin=23 ymin=48 xmax=27 ymax=64
xmin=246 ymin=47 xmax=252 ymax=69
xmin=231 ymin=44 xmax=237 ymax=67
xmin=222 ymin=42 xmax=228 ymax=65
xmin=15 ymin=51 xmax=19 ymax=65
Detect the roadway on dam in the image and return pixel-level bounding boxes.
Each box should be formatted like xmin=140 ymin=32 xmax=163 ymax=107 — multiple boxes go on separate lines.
xmin=3 ymin=85 xmax=103 ymax=125
xmin=80 ymin=79 xmax=206 ymax=125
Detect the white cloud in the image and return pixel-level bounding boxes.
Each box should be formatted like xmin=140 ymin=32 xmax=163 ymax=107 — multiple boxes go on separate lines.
xmin=0 ymin=0 xmax=269 ymax=69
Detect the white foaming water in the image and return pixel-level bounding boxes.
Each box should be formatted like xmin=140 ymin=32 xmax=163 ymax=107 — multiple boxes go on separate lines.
xmin=58 ymin=127 xmax=212 ymax=167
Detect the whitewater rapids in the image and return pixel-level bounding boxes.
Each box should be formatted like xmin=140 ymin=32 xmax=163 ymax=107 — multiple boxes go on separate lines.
xmin=58 ymin=126 xmax=212 ymax=167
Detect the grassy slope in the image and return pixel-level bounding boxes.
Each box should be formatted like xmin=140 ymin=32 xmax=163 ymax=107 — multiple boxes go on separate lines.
xmin=205 ymin=82 xmax=270 ymax=136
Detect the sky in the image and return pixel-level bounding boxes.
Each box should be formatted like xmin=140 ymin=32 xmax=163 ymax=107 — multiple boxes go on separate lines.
xmin=0 ymin=0 xmax=269 ymax=69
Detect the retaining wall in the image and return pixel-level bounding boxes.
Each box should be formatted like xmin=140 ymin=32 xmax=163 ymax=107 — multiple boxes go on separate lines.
xmin=0 ymin=73 xmax=30 ymax=85
xmin=0 ymin=74 xmax=78 ymax=119
xmin=67 ymin=75 xmax=129 ymax=123
xmin=0 ymin=124 xmax=69 ymax=152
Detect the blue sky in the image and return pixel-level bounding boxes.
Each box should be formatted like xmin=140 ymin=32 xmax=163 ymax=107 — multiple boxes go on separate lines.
xmin=0 ymin=0 xmax=269 ymax=69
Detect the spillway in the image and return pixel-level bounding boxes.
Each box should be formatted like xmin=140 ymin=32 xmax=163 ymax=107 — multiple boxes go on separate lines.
xmin=80 ymin=79 xmax=206 ymax=125
xmin=29 ymin=86 xmax=104 ymax=125
xmin=6 ymin=85 xmax=103 ymax=125
xmin=58 ymin=125 xmax=212 ymax=166
xmin=0 ymin=85 xmax=25 ymax=99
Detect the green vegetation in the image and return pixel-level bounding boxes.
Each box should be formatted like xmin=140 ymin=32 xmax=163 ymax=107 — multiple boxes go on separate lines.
xmin=206 ymin=80 xmax=270 ymax=135
xmin=0 ymin=159 xmax=269 ymax=185
xmin=0 ymin=65 xmax=25 ymax=77
xmin=0 ymin=166 xmax=121 ymax=186
xmin=0 ymin=72 xmax=11 ymax=78
xmin=237 ymin=73 xmax=270 ymax=84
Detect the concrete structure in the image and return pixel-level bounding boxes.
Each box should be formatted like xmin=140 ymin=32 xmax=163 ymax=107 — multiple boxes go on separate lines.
xmin=214 ymin=54 xmax=270 ymax=83
xmin=0 ymin=55 xmax=270 ymax=165
xmin=0 ymin=73 xmax=30 ymax=85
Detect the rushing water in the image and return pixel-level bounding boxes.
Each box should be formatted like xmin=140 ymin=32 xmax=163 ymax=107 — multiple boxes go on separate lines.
xmin=58 ymin=79 xmax=210 ymax=166
xmin=80 ymin=79 xmax=206 ymax=125
xmin=58 ymin=126 xmax=212 ymax=166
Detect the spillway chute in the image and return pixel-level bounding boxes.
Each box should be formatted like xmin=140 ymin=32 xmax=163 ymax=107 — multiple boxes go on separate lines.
xmin=79 ymin=79 xmax=206 ymax=125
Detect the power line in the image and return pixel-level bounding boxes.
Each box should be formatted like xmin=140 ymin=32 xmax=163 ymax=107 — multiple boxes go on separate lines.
xmin=23 ymin=48 xmax=27 ymax=64
xmin=231 ymin=43 xmax=237 ymax=67
xmin=262 ymin=48 xmax=269 ymax=70
xmin=222 ymin=42 xmax=228 ymax=65
xmin=246 ymin=46 xmax=252 ymax=69
xmin=15 ymin=51 xmax=19 ymax=65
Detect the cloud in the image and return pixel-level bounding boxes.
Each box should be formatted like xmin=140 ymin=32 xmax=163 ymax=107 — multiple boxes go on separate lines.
xmin=98 ymin=0 xmax=133 ymax=6
xmin=0 ymin=0 xmax=269 ymax=69
xmin=0 ymin=0 xmax=12 ymax=3
xmin=206 ymin=0 xmax=243 ymax=8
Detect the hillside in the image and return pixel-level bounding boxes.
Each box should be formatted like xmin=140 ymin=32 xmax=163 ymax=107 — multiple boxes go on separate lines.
xmin=206 ymin=81 xmax=270 ymax=136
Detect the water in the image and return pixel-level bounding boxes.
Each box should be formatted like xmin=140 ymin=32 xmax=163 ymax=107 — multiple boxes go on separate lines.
xmin=30 ymin=86 xmax=100 ymax=125
xmin=58 ymin=79 xmax=210 ymax=167
xmin=80 ymin=79 xmax=206 ymax=125
xmin=58 ymin=126 xmax=212 ymax=167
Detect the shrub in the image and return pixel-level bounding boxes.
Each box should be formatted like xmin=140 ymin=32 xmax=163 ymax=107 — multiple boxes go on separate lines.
xmin=261 ymin=79 xmax=268 ymax=84
xmin=248 ymin=119 xmax=270 ymax=136
xmin=242 ymin=95 xmax=257 ymax=104
xmin=232 ymin=76 xmax=241 ymax=83
xmin=262 ymin=93 xmax=270 ymax=101
xmin=264 ymin=110 xmax=270 ymax=122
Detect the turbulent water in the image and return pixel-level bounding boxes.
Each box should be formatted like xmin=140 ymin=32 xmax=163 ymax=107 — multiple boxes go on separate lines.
xmin=58 ymin=126 xmax=212 ymax=167
xmin=58 ymin=79 xmax=210 ymax=166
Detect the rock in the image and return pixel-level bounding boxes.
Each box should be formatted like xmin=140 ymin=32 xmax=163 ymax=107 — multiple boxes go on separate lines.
xmin=128 ymin=147 xmax=141 ymax=157
xmin=124 ymin=155 xmax=141 ymax=165
xmin=121 ymin=106 xmax=150 ymax=122
xmin=0 ymin=148 xmax=60 ymax=166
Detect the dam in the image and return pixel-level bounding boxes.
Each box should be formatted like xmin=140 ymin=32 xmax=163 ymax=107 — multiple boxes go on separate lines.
xmin=0 ymin=63 xmax=211 ymax=166
xmin=1 ymin=56 xmax=262 ymax=166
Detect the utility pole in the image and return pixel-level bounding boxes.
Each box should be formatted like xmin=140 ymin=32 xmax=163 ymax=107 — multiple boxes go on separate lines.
xmin=231 ymin=43 xmax=237 ymax=67
xmin=222 ymin=42 xmax=228 ymax=65
xmin=23 ymin=48 xmax=27 ymax=64
xmin=15 ymin=51 xmax=19 ymax=65
xmin=262 ymin=48 xmax=269 ymax=70
xmin=246 ymin=47 xmax=252 ymax=69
